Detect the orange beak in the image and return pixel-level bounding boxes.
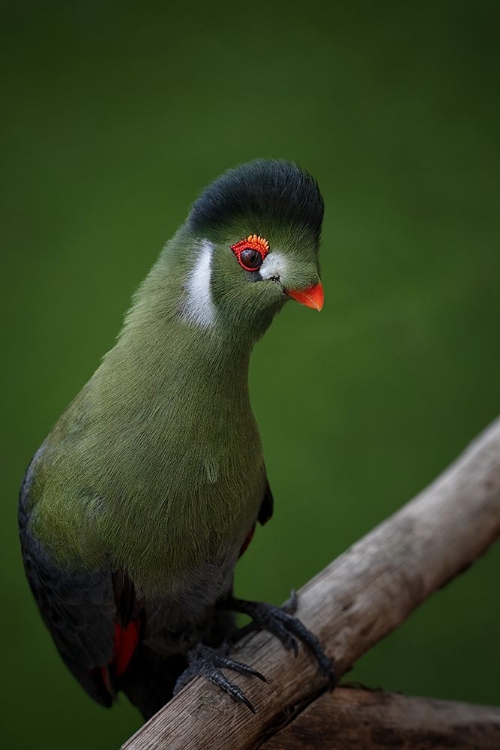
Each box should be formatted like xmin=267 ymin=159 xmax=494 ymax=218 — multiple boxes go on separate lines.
xmin=286 ymin=281 xmax=324 ymax=311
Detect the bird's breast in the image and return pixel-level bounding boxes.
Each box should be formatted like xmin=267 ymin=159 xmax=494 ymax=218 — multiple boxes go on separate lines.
xmin=30 ymin=334 xmax=265 ymax=600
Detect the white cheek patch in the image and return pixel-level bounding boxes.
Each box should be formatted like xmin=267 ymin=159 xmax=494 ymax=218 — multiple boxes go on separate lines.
xmin=183 ymin=240 xmax=217 ymax=327
xmin=259 ymin=251 xmax=288 ymax=281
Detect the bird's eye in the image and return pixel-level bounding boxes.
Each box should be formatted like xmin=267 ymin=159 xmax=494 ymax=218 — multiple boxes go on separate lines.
xmin=231 ymin=234 xmax=270 ymax=273
xmin=240 ymin=248 xmax=262 ymax=269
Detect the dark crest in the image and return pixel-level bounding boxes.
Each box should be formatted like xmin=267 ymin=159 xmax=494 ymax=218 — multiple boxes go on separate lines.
xmin=188 ymin=159 xmax=324 ymax=241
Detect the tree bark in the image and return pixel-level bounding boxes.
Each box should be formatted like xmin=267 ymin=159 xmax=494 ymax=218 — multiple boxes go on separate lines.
xmin=123 ymin=418 xmax=500 ymax=750
xmin=262 ymin=686 xmax=500 ymax=749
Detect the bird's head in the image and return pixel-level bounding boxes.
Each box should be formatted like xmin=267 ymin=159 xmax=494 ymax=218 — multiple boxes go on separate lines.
xmin=176 ymin=160 xmax=324 ymax=342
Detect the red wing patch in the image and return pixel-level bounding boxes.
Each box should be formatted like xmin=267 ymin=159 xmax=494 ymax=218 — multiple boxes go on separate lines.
xmin=98 ymin=619 xmax=141 ymax=697
xmin=113 ymin=620 xmax=140 ymax=675
xmin=238 ymin=525 xmax=256 ymax=559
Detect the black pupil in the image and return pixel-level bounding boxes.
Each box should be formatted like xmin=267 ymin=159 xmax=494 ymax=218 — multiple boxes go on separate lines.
xmin=240 ymin=248 xmax=262 ymax=269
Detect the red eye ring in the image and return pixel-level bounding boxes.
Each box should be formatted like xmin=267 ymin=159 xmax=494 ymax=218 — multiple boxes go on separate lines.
xmin=231 ymin=234 xmax=270 ymax=272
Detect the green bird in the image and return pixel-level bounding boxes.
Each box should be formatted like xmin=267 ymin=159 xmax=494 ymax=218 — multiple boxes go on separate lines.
xmin=19 ymin=159 xmax=333 ymax=718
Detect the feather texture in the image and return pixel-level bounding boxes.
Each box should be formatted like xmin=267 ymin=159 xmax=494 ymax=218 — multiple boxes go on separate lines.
xmin=19 ymin=159 xmax=324 ymax=716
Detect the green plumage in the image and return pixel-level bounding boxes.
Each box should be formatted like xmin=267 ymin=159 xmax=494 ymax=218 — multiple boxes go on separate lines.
xmin=20 ymin=159 xmax=327 ymax=716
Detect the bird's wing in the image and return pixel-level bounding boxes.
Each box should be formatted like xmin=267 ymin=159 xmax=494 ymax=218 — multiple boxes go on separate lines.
xmin=258 ymin=475 xmax=274 ymax=525
xmin=18 ymin=467 xmax=138 ymax=706
xmin=238 ymin=475 xmax=274 ymax=559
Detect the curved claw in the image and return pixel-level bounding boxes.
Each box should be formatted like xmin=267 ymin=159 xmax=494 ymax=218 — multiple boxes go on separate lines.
xmin=173 ymin=643 xmax=266 ymax=712
xmin=228 ymin=594 xmax=336 ymax=688
xmin=282 ymin=589 xmax=298 ymax=615
xmin=210 ymin=652 xmax=267 ymax=683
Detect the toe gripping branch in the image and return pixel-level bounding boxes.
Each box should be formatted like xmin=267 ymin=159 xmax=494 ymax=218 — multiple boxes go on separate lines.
xmin=173 ymin=642 xmax=266 ymax=713
xmin=174 ymin=591 xmax=335 ymax=713
xmin=227 ymin=590 xmax=336 ymax=689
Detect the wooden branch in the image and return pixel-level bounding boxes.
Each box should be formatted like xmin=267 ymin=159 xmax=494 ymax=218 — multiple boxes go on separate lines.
xmin=262 ymin=686 xmax=500 ymax=749
xmin=123 ymin=418 xmax=500 ymax=750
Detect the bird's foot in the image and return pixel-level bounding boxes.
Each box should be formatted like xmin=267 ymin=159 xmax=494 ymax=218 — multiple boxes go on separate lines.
xmin=173 ymin=642 xmax=266 ymax=713
xmin=228 ymin=590 xmax=335 ymax=687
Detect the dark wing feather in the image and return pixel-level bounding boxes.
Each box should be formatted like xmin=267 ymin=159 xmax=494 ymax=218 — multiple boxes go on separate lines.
xmin=112 ymin=569 xmax=138 ymax=628
xmin=258 ymin=476 xmax=274 ymax=525
xmin=18 ymin=463 xmax=116 ymax=706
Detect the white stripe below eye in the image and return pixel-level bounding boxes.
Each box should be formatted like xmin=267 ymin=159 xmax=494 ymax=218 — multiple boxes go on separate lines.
xmin=259 ymin=251 xmax=288 ymax=280
xmin=183 ymin=240 xmax=216 ymax=327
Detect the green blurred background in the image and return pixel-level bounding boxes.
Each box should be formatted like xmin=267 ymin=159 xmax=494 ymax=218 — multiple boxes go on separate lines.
xmin=2 ymin=1 xmax=499 ymax=747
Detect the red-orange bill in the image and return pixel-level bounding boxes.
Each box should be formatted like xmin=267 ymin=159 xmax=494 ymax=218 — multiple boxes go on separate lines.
xmin=286 ymin=281 xmax=324 ymax=311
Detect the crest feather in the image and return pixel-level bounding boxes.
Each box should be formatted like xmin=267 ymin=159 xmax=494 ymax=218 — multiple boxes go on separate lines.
xmin=188 ymin=159 xmax=324 ymax=240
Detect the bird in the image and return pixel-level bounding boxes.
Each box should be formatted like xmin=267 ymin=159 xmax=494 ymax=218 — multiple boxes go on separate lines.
xmin=19 ymin=159 xmax=333 ymax=719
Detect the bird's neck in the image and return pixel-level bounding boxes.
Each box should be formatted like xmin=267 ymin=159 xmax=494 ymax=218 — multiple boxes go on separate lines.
xmin=112 ymin=239 xmax=257 ymax=403
xmin=109 ymin=308 xmax=254 ymax=417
